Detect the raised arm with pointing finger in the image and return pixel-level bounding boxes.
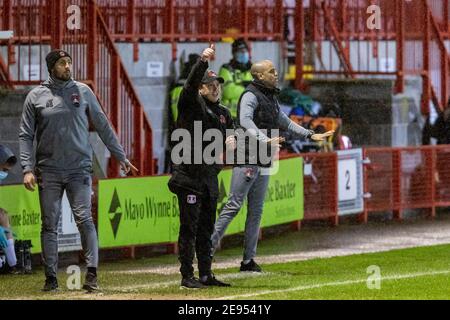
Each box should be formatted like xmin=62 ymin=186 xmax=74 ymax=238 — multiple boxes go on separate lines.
xmin=168 ymin=44 xmax=234 ymax=289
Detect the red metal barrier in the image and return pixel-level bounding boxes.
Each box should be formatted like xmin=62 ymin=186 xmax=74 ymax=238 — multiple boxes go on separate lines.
xmin=1 ymin=1 xmax=448 ymax=111
xmin=287 ymin=145 xmax=450 ymax=225
xmin=94 ymin=0 xmax=284 ymax=60
xmin=435 ymin=145 xmax=450 ymax=207
xmin=428 ymin=0 xmax=450 ymax=35
xmin=95 ymin=0 xmax=284 ymax=42
xmin=399 ymin=147 xmax=434 ymax=216
xmin=0 ymin=0 xmax=154 ymax=177
xmin=293 ymin=0 xmax=449 ymax=114
xmin=363 ymin=146 xmax=450 ymax=221
xmin=0 ymin=53 xmax=13 ymax=89
xmin=84 ymin=0 xmax=155 ymax=176
xmin=283 ymin=146 xmax=450 ymax=225
xmin=363 ymin=148 xmax=401 ymax=219
xmin=301 ymin=152 xmax=338 ymax=226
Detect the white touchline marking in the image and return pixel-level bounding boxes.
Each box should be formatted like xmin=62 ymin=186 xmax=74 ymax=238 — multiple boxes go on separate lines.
xmin=107 ymin=272 xmax=273 ymax=291
xmin=214 ymin=270 xmax=450 ymax=300
xmin=107 ymin=242 xmax=450 ymax=276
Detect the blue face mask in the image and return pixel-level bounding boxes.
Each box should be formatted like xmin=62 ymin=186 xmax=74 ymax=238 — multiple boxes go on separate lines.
xmin=0 ymin=171 xmax=8 ymax=180
xmin=235 ymin=52 xmax=250 ymax=65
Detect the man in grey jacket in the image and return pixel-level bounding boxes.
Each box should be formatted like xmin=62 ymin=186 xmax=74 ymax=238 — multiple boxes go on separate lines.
xmin=19 ymin=49 xmax=138 ymax=292
xmin=211 ymin=60 xmax=333 ymax=272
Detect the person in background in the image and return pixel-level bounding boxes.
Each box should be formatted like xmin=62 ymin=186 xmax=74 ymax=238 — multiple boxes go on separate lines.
xmin=0 ymin=144 xmax=16 ymax=184
xmin=219 ymin=39 xmax=253 ymax=119
xmin=165 ymin=54 xmax=202 ymax=173
xmin=169 ymin=53 xmax=201 ymax=125
xmin=0 ymin=208 xmax=17 ymax=273
xmin=0 ymin=145 xmax=18 ymax=273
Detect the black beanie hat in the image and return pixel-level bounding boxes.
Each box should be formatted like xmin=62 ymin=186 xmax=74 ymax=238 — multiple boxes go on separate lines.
xmin=232 ymin=38 xmax=249 ymax=53
xmin=46 ymin=49 xmax=72 ymax=72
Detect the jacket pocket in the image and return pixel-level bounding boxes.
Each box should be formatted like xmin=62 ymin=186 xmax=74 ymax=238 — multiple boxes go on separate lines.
xmin=168 ymin=170 xmax=203 ymax=196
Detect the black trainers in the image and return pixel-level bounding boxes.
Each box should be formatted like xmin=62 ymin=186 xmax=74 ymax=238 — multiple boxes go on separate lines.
xmin=181 ymin=277 xmax=206 ymax=289
xmin=42 ymin=276 xmax=59 ymax=292
xmin=200 ymin=274 xmax=231 ymax=287
xmin=82 ymin=272 xmax=100 ymax=292
xmin=240 ymin=259 xmax=262 ymax=272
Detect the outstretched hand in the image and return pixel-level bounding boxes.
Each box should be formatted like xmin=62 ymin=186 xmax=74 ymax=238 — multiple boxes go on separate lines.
xmin=267 ymin=136 xmax=285 ymax=148
xmin=311 ymin=130 xmax=335 ymax=141
xmin=120 ymin=160 xmax=139 ymax=176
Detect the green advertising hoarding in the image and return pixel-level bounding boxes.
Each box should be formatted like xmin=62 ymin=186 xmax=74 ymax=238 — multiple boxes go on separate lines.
xmin=0 ymin=185 xmax=42 ymax=253
xmin=261 ymin=157 xmax=304 ymax=227
xmin=216 ymin=157 xmax=304 ymax=231
xmin=98 ymin=175 xmax=180 ymax=248
xmin=98 ymin=156 xmax=304 ymax=249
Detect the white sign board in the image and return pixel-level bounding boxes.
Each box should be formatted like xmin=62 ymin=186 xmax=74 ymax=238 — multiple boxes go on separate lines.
xmin=61 ymin=192 xmax=78 ymax=234
xmin=379 ymin=57 xmax=395 ymax=72
xmin=338 ymin=159 xmax=357 ymax=201
xmin=57 ymin=191 xmax=82 ymax=252
xmin=304 ymin=163 xmax=313 ymax=176
xmin=0 ymin=31 xmax=13 ymax=39
xmin=146 ymin=61 xmax=164 ymax=78
xmin=22 ymin=64 xmax=41 ymax=81
xmin=337 ymin=149 xmax=364 ymax=216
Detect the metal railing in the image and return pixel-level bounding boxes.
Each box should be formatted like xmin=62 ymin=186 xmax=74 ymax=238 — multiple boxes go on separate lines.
xmin=0 ymin=0 xmax=285 ymax=62
xmin=96 ymin=0 xmax=284 ymax=41
xmin=1 ymin=0 xmax=449 ymax=172
xmin=281 ymin=145 xmax=450 ymax=226
xmin=294 ymin=0 xmax=449 ymax=114
xmin=0 ymin=53 xmax=13 ymax=89
xmin=362 ymin=145 xmax=450 ymax=221
xmin=423 ymin=0 xmax=450 ymax=115
xmin=0 ymin=0 xmax=154 ymax=176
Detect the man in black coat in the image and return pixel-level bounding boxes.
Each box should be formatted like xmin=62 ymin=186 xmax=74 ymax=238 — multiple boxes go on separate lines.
xmin=168 ymin=44 xmax=236 ymax=289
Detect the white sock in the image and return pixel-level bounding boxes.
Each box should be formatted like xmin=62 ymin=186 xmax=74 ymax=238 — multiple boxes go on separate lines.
xmin=5 ymin=239 xmax=17 ymax=267
xmin=200 ymin=275 xmax=208 ymax=282
xmin=243 ymin=260 xmax=251 ymax=265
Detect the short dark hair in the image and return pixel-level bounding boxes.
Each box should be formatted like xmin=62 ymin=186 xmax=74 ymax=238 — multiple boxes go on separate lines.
xmin=232 ymin=38 xmax=249 ymax=53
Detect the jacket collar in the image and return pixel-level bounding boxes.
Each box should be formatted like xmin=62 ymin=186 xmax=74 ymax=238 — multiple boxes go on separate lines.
xmin=251 ymin=79 xmax=280 ymax=96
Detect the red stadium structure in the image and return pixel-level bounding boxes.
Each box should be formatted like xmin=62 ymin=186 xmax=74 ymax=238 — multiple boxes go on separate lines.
xmin=0 ymin=1 xmax=449 ymax=238
xmin=1 ymin=1 xmax=449 ymax=176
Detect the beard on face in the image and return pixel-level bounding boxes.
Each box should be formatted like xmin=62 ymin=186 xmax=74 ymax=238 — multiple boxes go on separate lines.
xmin=52 ymin=69 xmax=71 ymax=81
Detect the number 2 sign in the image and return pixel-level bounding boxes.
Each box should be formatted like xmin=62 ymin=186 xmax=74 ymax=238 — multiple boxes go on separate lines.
xmin=339 ymin=159 xmax=357 ymax=201
xmin=337 ymin=149 xmax=364 ymax=216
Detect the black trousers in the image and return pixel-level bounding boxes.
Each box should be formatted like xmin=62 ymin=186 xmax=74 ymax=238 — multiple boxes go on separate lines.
xmin=176 ymin=187 xmax=217 ymax=279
